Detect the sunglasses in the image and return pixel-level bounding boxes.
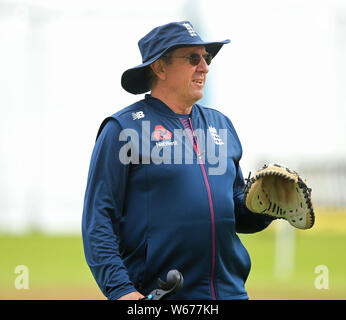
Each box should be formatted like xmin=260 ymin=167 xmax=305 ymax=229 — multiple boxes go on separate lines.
xmin=163 ymin=52 xmax=213 ymax=66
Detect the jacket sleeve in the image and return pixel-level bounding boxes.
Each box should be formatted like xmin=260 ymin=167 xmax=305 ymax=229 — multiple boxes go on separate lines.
xmin=81 ymin=118 xmax=136 ymax=300
xmin=233 ymin=164 xmax=276 ymax=234
xmin=223 ymin=114 xmax=275 ymax=233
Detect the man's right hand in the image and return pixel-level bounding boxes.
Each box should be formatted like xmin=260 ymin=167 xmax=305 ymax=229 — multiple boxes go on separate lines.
xmin=117 ymin=291 xmax=145 ymax=300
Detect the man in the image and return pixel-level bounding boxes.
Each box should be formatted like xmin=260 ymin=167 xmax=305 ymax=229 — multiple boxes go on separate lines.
xmin=82 ymin=21 xmax=274 ymax=300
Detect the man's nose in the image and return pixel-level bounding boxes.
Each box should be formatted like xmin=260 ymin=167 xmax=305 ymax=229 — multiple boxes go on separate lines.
xmin=197 ymin=56 xmax=209 ymax=73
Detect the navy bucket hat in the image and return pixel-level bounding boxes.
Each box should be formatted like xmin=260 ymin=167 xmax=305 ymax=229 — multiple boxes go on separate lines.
xmin=121 ymin=21 xmax=230 ymax=94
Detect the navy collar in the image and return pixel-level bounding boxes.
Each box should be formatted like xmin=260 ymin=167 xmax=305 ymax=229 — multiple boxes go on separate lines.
xmin=145 ymin=94 xmax=193 ymax=119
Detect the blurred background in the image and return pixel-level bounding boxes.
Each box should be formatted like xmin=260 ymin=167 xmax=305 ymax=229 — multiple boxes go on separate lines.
xmin=0 ymin=0 xmax=345 ymax=299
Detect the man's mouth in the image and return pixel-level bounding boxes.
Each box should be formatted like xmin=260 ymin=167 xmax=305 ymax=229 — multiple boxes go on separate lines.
xmin=192 ymin=79 xmax=204 ymax=85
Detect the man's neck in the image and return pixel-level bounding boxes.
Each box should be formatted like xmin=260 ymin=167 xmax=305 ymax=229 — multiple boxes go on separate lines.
xmin=150 ymin=91 xmax=193 ymax=115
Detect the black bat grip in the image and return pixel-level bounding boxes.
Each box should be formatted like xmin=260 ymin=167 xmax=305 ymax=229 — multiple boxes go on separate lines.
xmin=141 ymin=269 xmax=183 ymax=300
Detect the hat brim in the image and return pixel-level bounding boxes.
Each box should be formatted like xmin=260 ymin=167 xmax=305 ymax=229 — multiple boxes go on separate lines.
xmin=121 ymin=39 xmax=230 ymax=95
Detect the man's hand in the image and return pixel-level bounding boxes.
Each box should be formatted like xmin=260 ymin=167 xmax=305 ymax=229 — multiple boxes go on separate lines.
xmin=117 ymin=291 xmax=145 ymax=300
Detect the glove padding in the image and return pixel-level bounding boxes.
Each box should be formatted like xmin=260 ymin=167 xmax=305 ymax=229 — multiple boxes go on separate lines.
xmin=244 ymin=163 xmax=315 ymax=229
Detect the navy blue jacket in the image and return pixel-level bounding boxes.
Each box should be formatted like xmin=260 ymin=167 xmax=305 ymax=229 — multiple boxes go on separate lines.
xmin=82 ymin=95 xmax=273 ymax=300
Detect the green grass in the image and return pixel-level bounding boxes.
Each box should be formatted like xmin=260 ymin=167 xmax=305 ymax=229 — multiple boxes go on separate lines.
xmin=0 ymin=219 xmax=345 ymax=299
xmin=0 ymin=233 xmax=103 ymax=299
xmin=239 ymin=224 xmax=346 ymax=299
xmin=1 ymin=233 xmax=86 ymax=286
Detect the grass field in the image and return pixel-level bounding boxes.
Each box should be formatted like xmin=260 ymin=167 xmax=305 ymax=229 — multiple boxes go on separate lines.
xmin=0 ymin=209 xmax=345 ymax=300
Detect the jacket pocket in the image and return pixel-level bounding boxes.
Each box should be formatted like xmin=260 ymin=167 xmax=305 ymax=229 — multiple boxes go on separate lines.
xmin=136 ymin=241 xmax=148 ymax=292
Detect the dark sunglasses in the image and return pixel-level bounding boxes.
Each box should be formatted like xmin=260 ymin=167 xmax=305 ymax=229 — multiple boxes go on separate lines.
xmin=163 ymin=52 xmax=213 ymax=66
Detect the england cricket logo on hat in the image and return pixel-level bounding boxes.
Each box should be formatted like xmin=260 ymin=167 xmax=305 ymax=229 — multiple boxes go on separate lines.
xmin=182 ymin=23 xmax=197 ymax=37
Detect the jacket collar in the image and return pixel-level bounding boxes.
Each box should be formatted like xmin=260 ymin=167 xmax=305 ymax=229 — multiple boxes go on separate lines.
xmin=145 ymin=94 xmax=194 ymax=119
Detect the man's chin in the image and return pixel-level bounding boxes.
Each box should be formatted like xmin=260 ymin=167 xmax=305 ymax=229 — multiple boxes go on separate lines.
xmin=194 ymin=92 xmax=204 ymax=103
xmin=191 ymin=89 xmax=204 ymax=101
xmin=184 ymin=90 xmax=204 ymax=106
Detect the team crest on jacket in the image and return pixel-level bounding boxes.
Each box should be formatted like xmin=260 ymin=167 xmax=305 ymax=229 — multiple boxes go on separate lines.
xmin=208 ymin=126 xmax=225 ymax=145
xmin=152 ymin=125 xmax=172 ymax=141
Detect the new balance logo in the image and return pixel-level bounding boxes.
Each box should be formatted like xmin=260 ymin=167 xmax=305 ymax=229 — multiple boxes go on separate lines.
xmin=182 ymin=23 xmax=197 ymax=37
xmin=132 ymin=111 xmax=145 ymax=120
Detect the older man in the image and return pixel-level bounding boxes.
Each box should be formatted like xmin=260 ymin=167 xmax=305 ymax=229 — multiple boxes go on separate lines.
xmin=82 ymin=21 xmax=274 ymax=300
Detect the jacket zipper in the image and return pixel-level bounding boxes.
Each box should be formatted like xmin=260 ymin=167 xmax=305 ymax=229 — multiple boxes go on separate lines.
xmin=179 ymin=118 xmax=216 ymax=300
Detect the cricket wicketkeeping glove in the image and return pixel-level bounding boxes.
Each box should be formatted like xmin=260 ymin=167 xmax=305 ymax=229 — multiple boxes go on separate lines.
xmin=244 ymin=163 xmax=315 ymax=229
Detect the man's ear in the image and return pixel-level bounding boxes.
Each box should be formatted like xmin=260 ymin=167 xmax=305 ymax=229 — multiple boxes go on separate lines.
xmin=150 ymin=59 xmax=166 ymax=81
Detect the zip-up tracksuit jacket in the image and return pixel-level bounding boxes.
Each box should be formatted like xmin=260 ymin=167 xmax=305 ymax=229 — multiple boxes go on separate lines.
xmin=82 ymin=94 xmax=273 ymax=300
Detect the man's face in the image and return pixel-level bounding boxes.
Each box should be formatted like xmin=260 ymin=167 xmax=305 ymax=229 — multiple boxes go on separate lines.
xmin=163 ymin=46 xmax=210 ymax=106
